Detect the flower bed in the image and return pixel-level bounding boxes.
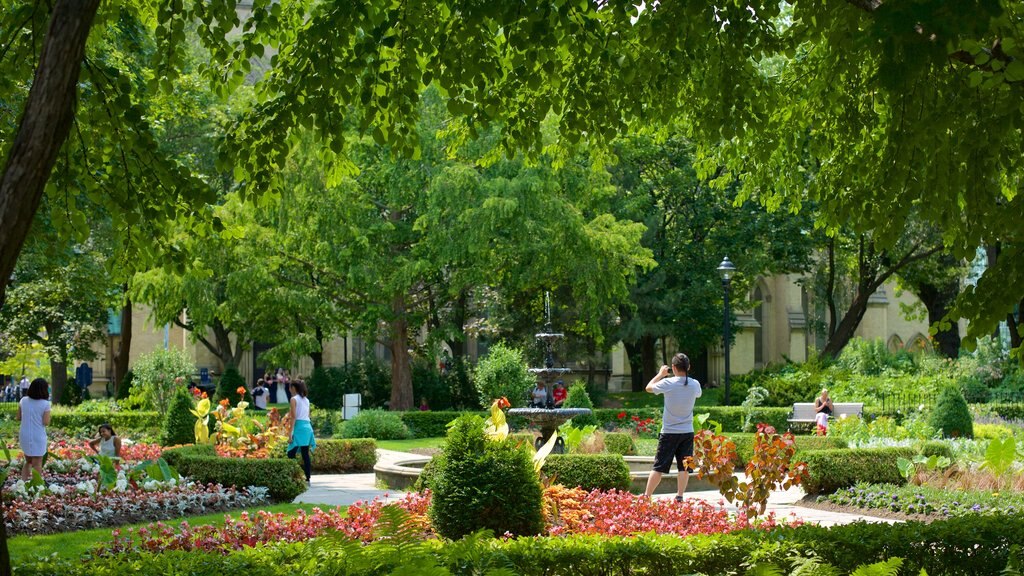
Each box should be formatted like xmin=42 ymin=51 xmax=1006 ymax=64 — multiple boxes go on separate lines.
xmin=49 ymin=440 xmax=164 ymax=462
xmin=94 ymin=487 xmax=797 ymax=556
xmin=4 ymin=483 xmax=269 ymax=535
xmin=818 ymin=481 xmax=1024 ymax=518
xmin=1 ymin=456 xmax=269 ymax=535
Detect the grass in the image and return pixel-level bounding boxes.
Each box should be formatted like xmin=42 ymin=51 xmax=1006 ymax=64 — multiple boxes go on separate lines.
xmin=8 ymin=502 xmax=335 ymax=563
xmin=376 ymin=437 xmax=445 ymax=452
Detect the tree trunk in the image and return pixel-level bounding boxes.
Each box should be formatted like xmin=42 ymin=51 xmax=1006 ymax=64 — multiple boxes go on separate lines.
xmin=389 ymin=293 xmax=414 ymax=410
xmin=624 ymin=340 xmax=644 ymax=392
xmin=309 ymin=325 xmax=324 ymax=370
xmin=640 ymin=334 xmax=658 ymax=385
xmin=915 ymin=281 xmax=961 ymax=359
xmin=0 ymin=0 xmax=101 ymax=309
xmin=50 ymin=359 xmax=67 ymax=405
xmin=821 ymin=288 xmax=872 ymax=358
xmin=112 ymin=293 xmax=132 ymax=393
xmin=447 ymin=290 xmax=468 ymax=362
xmin=826 ymin=237 xmax=838 ymax=338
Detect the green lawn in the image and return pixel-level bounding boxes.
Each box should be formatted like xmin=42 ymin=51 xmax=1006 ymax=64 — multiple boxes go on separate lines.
xmin=376 ymin=437 xmax=445 ymax=452
xmin=9 ymin=502 xmax=335 ymax=563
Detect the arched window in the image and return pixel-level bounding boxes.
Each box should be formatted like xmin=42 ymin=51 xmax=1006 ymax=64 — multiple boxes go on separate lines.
xmin=908 ymin=334 xmax=929 ymax=352
xmin=887 ymin=335 xmax=904 ymax=353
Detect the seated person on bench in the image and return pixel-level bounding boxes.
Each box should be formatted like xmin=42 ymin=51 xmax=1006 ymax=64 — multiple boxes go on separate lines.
xmin=814 ymin=388 xmax=833 ymax=429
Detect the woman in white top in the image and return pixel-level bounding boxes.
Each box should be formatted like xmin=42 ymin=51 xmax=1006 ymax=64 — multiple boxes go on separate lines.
xmin=88 ymin=423 xmax=122 ymax=459
xmin=285 ymin=379 xmax=315 ymax=482
xmin=17 ymin=378 xmax=51 ymax=481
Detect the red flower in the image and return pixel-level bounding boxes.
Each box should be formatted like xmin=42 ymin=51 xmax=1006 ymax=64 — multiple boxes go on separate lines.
xmin=236 ymin=386 xmax=246 ymax=396
xmin=219 ymin=399 xmax=230 ymax=407
xmin=617 ymin=412 xmax=626 ymax=420
xmin=496 ymin=397 xmax=511 ymax=409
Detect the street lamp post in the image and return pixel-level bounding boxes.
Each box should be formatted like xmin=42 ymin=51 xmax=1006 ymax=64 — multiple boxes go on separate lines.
xmin=717 ymin=257 xmax=736 ymax=405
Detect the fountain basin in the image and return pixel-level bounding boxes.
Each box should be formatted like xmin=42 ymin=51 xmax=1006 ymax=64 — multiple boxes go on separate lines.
xmin=374 ymin=454 xmax=726 ymax=495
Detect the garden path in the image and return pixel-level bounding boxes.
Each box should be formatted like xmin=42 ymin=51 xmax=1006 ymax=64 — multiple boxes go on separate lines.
xmin=296 ymin=448 xmax=899 ymax=527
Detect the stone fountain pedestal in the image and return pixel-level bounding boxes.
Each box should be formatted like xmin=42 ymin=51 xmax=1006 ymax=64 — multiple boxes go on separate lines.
xmin=507 ymin=407 xmax=592 ymax=453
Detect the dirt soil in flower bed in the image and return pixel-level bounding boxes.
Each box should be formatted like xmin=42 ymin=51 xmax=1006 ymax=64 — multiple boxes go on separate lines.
xmin=795 ymin=494 xmax=935 ymax=523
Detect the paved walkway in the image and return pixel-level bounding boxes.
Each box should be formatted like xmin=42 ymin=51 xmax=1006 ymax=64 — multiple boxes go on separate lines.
xmin=296 ymin=449 xmax=898 ymax=526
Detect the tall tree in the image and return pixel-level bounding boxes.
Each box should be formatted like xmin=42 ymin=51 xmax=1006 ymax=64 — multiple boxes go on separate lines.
xmin=608 ymin=136 xmax=813 ymax=388
xmin=0 ymin=216 xmax=115 ymax=403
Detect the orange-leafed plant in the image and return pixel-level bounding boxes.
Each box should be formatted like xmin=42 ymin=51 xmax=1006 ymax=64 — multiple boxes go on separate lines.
xmin=687 ymin=424 xmax=807 ymax=516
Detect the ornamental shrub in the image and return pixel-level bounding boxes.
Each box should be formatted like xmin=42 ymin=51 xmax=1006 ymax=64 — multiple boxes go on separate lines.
xmin=473 ymin=343 xmax=535 ymax=408
xmin=307 ymin=366 xmax=344 ymax=410
xmin=163 ymin=445 xmax=306 ymax=501
xmin=562 ymin=382 xmax=597 ymax=427
xmin=429 ymin=415 xmax=544 ymax=539
xmin=49 ymin=410 xmax=161 ymax=435
xmin=129 ymin=348 xmax=196 ymax=416
xmin=800 ymin=447 xmax=954 ymax=494
xmin=214 ymin=366 xmax=250 ymax=406
xmin=399 ymin=411 xmax=466 ymax=438
xmin=728 ymin=433 xmax=846 ymax=467
xmin=60 ymin=378 xmax=84 ymax=406
xmin=929 ymin=386 xmax=974 ymax=438
xmin=542 ymin=454 xmax=631 ymax=491
xmin=309 ymin=439 xmax=377 ymax=473
xmin=161 ymin=390 xmax=197 ymax=446
xmin=340 ymin=409 xmax=411 ymax=440
xmin=604 ymin=432 xmax=637 ymax=455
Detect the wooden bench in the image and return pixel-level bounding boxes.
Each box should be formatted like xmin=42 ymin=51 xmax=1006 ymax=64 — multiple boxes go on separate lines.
xmin=788 ymin=402 xmax=863 ymax=431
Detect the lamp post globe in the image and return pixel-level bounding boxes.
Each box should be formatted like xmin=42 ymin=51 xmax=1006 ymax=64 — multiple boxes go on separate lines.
xmin=716 ymin=257 xmax=736 ymax=405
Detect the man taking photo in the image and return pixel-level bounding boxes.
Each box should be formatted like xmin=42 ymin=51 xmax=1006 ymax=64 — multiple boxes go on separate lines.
xmin=643 ymin=352 xmax=702 ymax=502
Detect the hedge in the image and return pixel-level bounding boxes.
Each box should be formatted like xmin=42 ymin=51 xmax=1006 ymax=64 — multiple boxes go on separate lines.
xmin=15 ymin=514 xmax=1024 ymax=576
xmin=49 ymin=411 xmax=162 ymax=432
xmin=592 ymin=407 xmax=792 ymax=433
xmin=727 ymin=433 xmax=847 ymax=468
xmin=802 ymin=443 xmax=953 ymax=494
xmin=399 ymin=411 xmax=470 ymax=438
xmin=163 ymin=445 xmax=307 ymax=501
xmin=603 ymin=432 xmax=636 ymax=455
xmin=541 ymin=454 xmax=631 ymax=492
xmin=306 ymin=439 xmax=377 ymax=473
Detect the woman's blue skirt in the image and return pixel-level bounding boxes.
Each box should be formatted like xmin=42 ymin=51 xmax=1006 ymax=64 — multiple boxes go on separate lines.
xmin=287 ymin=420 xmax=317 ymax=452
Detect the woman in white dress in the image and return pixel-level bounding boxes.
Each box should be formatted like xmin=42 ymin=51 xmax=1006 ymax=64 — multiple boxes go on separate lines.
xmin=17 ymin=378 xmax=51 ymax=481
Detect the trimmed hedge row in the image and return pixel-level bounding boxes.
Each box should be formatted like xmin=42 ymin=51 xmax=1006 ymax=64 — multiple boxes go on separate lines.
xmin=541 ymin=454 xmax=631 ymax=491
xmin=50 ymin=411 xmax=162 ymax=432
xmin=16 ymin=513 xmax=1024 ymax=576
xmin=603 ymin=432 xmax=636 ymax=455
xmin=163 ymin=445 xmax=306 ymax=501
xmin=802 ymin=442 xmax=953 ymax=494
xmin=728 ymin=433 xmax=847 ymax=468
xmin=308 ymin=439 xmax=377 ymax=473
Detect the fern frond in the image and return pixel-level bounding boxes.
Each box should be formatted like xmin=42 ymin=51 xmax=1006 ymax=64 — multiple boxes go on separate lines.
xmin=745 ymin=563 xmax=786 ymax=576
xmin=849 ymin=557 xmax=903 ymax=576
xmin=788 ymin=554 xmax=840 ymax=576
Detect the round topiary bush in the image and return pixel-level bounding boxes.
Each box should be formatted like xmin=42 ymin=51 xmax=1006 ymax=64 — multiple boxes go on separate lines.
xmin=604 ymin=432 xmax=637 ymax=455
xmin=214 ymin=366 xmax=249 ymax=406
xmin=929 ymin=386 xmax=974 ymax=438
xmin=339 ymin=409 xmax=411 ymax=440
xmin=429 ymin=415 xmax=544 ymax=540
xmin=162 ymin=389 xmax=198 ymax=446
xmin=474 ymin=343 xmax=535 ymax=408
xmin=562 ymin=382 xmax=596 ymax=427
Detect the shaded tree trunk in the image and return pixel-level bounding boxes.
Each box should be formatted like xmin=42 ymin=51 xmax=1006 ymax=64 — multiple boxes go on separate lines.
xmin=309 ymin=325 xmax=325 ymax=370
xmin=0 ymin=0 xmax=101 ymax=309
xmin=112 ymin=293 xmax=132 ymax=393
xmin=915 ymin=280 xmax=961 ymax=358
xmin=822 ymin=235 xmax=942 ymax=358
xmin=447 ymin=290 xmax=468 ymax=362
xmin=640 ymin=334 xmax=658 ymax=385
xmin=389 ymin=293 xmax=413 ymax=410
xmin=623 ymin=340 xmax=644 ymax=392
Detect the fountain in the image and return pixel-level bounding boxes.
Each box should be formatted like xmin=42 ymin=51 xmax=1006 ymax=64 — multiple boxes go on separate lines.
xmin=508 ymin=293 xmax=591 ymax=453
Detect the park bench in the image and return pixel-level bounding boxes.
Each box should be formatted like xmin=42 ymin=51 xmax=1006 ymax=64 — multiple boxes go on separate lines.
xmin=788 ymin=402 xmax=863 ymax=431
